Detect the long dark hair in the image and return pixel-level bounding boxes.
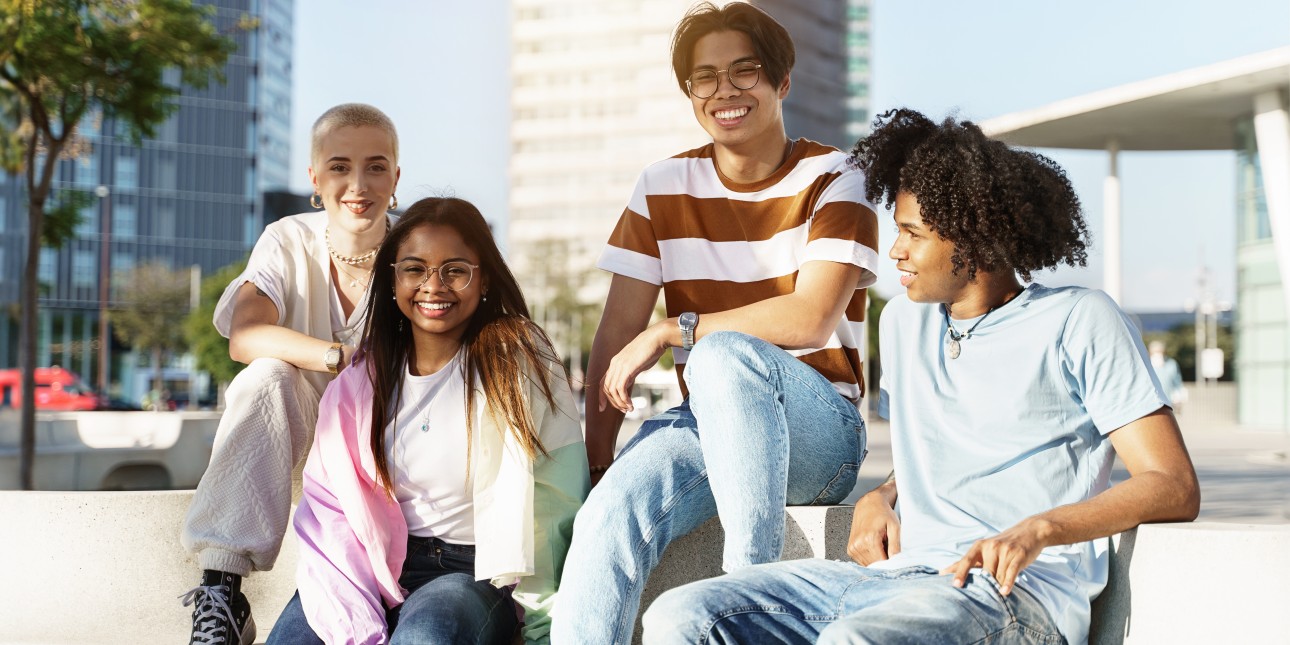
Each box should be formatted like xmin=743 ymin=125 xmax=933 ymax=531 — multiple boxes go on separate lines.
xmin=360 ymin=197 xmax=566 ymax=496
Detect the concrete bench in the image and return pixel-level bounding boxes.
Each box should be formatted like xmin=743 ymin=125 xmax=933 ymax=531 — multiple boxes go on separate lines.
xmin=1 ymin=490 xmax=1286 ymax=644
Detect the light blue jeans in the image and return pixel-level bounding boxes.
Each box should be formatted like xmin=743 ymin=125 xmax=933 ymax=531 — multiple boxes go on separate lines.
xmin=643 ymin=560 xmax=1066 ymax=645
xmin=553 ymin=332 xmax=867 ymax=645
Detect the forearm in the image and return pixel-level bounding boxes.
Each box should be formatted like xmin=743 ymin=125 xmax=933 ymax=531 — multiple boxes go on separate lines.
xmin=677 ymin=262 xmax=863 ymax=350
xmin=230 ymin=324 xmax=342 ymax=373
xmin=583 ymin=342 xmax=626 ymax=468
xmin=1020 ymin=468 xmax=1200 ymax=548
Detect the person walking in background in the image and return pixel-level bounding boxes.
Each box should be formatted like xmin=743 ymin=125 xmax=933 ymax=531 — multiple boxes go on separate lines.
xmin=644 ymin=108 xmax=1200 ymax=645
xmin=179 ymin=103 xmax=401 ymax=645
xmin=265 ymin=198 xmax=587 ymax=645
xmin=553 ymin=3 xmax=879 ymax=642
xmin=1149 ymin=340 xmax=1188 ymax=414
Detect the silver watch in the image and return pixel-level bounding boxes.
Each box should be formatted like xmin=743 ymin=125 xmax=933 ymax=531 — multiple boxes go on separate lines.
xmin=324 ymin=343 xmax=343 ymax=375
xmin=678 ymin=312 xmax=699 ymax=351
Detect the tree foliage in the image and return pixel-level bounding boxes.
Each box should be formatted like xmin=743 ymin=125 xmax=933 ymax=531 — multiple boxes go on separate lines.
xmin=184 ymin=259 xmax=246 ymax=386
xmin=0 ymin=0 xmax=237 ymax=489
xmin=111 ymin=261 xmax=191 ymax=390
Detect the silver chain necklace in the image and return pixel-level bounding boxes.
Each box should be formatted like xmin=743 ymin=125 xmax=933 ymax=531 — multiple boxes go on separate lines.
xmin=943 ymin=305 xmax=998 ymax=360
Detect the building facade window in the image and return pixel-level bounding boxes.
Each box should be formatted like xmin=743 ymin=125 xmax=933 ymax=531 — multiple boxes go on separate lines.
xmin=116 ymin=154 xmax=139 ymax=189
xmin=38 ymin=249 xmax=57 ymax=285
xmin=73 ymin=250 xmax=95 ymax=289
xmin=113 ymin=203 xmax=137 ymax=239
xmin=76 ymin=156 xmax=98 ymax=186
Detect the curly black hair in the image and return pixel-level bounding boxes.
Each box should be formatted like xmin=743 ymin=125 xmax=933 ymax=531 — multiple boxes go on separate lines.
xmin=850 ymin=108 xmax=1089 ymax=282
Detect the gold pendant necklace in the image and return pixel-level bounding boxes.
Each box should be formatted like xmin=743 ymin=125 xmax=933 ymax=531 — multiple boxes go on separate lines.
xmin=333 ymin=261 xmax=370 ymax=290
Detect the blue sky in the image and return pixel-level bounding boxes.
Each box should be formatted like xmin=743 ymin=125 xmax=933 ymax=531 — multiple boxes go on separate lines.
xmin=291 ymin=0 xmax=1290 ymax=311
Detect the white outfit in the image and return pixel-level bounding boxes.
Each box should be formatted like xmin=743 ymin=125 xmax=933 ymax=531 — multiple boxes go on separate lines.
xmin=181 ymin=211 xmax=384 ymax=576
xmin=382 ymin=350 xmax=475 ymax=544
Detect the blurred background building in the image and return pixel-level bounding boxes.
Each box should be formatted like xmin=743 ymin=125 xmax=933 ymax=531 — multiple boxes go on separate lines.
xmin=0 ymin=0 xmax=293 ymax=403
xmin=985 ymin=47 xmax=1290 ymax=431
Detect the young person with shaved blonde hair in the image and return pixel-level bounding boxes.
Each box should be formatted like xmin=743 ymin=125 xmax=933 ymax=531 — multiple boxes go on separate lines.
xmin=180 ymin=103 xmax=401 ymax=645
xmin=553 ymin=3 xmax=879 ymax=642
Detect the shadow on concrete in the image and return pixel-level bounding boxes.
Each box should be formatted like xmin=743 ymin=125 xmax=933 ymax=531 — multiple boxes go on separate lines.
xmin=1088 ymin=528 xmax=1136 ymax=645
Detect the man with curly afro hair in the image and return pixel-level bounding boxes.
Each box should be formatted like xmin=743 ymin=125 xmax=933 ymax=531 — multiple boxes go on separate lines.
xmin=643 ymin=108 xmax=1200 ymax=645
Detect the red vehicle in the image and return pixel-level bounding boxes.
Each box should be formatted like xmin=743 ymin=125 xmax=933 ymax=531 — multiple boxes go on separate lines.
xmin=0 ymin=367 xmax=100 ymax=411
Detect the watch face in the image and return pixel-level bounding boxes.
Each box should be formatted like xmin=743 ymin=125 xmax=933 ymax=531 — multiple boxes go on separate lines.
xmin=680 ymin=312 xmax=698 ymax=328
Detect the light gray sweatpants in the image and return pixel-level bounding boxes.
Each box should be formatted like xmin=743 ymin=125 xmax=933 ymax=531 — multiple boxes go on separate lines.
xmin=180 ymin=358 xmax=322 ymax=576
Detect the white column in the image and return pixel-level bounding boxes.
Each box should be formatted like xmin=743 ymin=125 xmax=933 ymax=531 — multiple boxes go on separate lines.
xmin=1104 ymin=140 xmax=1123 ymax=304
xmin=1252 ymin=90 xmax=1290 ymax=311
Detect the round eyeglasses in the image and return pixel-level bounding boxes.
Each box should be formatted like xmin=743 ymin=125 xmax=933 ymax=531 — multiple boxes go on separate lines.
xmin=686 ymin=61 xmax=762 ymax=99
xmin=391 ymin=260 xmax=480 ymax=292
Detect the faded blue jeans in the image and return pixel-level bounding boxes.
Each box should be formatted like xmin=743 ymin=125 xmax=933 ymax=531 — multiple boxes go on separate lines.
xmin=643 ymin=561 xmax=1067 ymax=645
xmin=266 ymin=536 xmax=517 ymax=645
xmin=553 ymin=332 xmax=867 ymax=645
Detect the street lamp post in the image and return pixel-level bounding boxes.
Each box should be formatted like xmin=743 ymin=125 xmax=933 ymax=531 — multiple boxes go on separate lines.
xmin=95 ymin=185 xmax=111 ymax=399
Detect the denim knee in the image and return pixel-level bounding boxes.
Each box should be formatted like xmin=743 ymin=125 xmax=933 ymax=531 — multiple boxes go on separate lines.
xmin=641 ymin=585 xmax=710 ymax=644
xmin=684 ymin=332 xmax=773 ymax=391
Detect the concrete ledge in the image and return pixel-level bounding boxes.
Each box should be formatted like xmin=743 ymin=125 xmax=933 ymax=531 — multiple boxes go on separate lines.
xmin=0 ymin=490 xmax=297 ymax=644
xmin=1091 ymin=522 xmax=1290 ymax=644
xmin=3 ymin=490 xmax=1286 ymax=644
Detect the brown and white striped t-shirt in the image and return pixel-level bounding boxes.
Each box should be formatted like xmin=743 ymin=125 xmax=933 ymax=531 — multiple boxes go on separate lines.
xmin=597 ymin=138 xmax=880 ymax=402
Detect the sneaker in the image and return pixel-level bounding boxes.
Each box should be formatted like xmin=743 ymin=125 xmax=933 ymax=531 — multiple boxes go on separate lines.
xmin=180 ymin=570 xmax=256 ymax=645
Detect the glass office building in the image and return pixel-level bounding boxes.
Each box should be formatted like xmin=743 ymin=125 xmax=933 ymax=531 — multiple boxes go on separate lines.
xmin=0 ymin=0 xmax=293 ymax=397
xmin=1235 ymin=118 xmax=1290 ymax=427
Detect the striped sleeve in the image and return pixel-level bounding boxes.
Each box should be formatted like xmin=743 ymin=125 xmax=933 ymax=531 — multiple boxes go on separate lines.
xmin=804 ymin=167 xmax=880 ymax=288
xmin=597 ymin=173 xmax=663 ymax=285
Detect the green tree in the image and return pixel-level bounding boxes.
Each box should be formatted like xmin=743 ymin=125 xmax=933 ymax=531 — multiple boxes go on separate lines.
xmin=0 ymin=0 xmax=236 ymax=488
xmin=184 ymin=259 xmax=247 ymax=389
xmin=111 ymin=262 xmax=191 ymax=395
xmin=866 ymin=291 xmax=888 ymax=395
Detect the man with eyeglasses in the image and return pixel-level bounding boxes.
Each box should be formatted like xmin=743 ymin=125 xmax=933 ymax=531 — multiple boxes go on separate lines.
xmin=553 ymin=3 xmax=879 ymax=643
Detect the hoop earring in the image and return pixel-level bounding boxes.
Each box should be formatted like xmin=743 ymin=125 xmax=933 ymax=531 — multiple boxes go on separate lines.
xmin=310 ymin=193 xmax=323 ymax=209
xmin=389 ymin=195 xmax=398 ymax=211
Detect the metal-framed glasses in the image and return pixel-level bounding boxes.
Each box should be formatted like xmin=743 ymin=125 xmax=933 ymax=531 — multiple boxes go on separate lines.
xmin=391 ymin=260 xmax=480 ymax=292
xmin=686 ymin=61 xmax=762 ymax=99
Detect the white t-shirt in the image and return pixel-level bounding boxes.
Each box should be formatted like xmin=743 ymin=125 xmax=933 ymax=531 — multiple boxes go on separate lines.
xmin=382 ymin=349 xmax=474 ymax=544
xmin=875 ymin=284 xmax=1168 ymax=645
xmin=214 ymin=214 xmax=368 ymax=348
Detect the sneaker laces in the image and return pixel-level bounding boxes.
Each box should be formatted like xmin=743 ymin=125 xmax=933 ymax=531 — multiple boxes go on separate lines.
xmin=180 ymin=584 xmax=244 ymax=645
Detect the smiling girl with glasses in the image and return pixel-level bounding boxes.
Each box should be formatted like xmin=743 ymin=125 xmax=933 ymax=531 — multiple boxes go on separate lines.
xmin=267 ymin=197 xmax=589 ymax=645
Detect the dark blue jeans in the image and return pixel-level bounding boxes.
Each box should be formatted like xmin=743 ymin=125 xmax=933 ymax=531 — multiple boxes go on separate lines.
xmin=266 ymin=536 xmax=518 ymax=644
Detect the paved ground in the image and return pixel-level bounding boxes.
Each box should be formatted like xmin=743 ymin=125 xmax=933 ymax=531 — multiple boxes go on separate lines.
xmin=618 ymin=386 xmax=1290 ymax=525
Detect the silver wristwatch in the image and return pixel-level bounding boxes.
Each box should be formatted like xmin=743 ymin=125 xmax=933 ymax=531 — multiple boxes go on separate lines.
xmin=324 ymin=343 xmax=343 ymax=375
xmin=679 ymin=312 xmax=699 ymax=351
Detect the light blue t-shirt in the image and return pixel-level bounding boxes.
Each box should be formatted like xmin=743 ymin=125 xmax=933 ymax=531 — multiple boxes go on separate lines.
xmin=874 ymin=284 xmax=1167 ymax=645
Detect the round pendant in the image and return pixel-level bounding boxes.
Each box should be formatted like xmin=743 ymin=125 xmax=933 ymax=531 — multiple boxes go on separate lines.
xmin=947 ymin=338 xmax=961 ymax=359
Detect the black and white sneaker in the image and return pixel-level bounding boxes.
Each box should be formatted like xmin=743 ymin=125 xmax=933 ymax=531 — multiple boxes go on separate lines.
xmin=180 ymin=570 xmax=256 ymax=645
